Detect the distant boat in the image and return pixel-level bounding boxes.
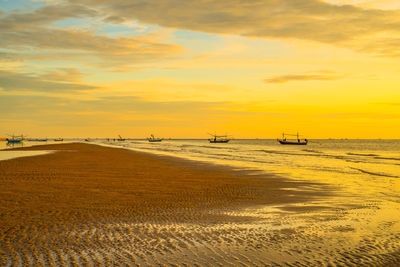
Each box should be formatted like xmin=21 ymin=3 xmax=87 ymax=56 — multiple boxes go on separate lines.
xmin=117 ymin=135 xmax=126 ymax=141
xmin=148 ymin=134 xmax=162 ymax=142
xmin=7 ymin=135 xmax=24 ymax=144
xmin=208 ymin=133 xmax=230 ymax=143
xmin=85 ymin=138 xmax=92 ymax=142
xmin=27 ymin=138 xmax=48 ymax=142
xmin=54 ymin=138 xmax=63 ymax=141
xmin=277 ymin=132 xmax=308 ymax=145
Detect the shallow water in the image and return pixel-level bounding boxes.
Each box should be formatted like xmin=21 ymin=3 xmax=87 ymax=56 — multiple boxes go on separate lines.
xmin=97 ymin=139 xmax=400 ymax=196
xmin=0 ymin=141 xmax=59 ymax=161
xmin=91 ymin=138 xmax=400 ymax=265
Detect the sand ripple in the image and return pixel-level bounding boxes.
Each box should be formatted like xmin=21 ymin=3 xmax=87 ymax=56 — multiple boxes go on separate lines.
xmin=1 ymin=143 xmax=400 ymax=266
xmin=1 ymin=216 xmax=400 ymax=266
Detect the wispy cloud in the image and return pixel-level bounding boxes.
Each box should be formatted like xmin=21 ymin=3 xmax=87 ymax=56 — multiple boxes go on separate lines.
xmin=265 ymin=72 xmax=341 ymax=84
xmin=40 ymin=68 xmax=85 ymax=83
xmin=0 ymin=69 xmax=98 ymax=91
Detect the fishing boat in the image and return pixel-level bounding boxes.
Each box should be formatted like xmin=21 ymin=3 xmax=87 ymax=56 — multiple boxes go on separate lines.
xmin=54 ymin=138 xmax=63 ymax=141
xmin=117 ymin=135 xmax=126 ymax=141
xmin=277 ymin=132 xmax=308 ymax=145
xmin=208 ymin=133 xmax=230 ymax=143
xmin=7 ymin=135 xmax=24 ymax=144
xmin=148 ymin=134 xmax=162 ymax=142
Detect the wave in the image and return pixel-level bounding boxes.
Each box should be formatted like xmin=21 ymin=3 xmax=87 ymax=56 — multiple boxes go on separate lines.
xmin=302 ymin=149 xmax=323 ymax=154
xmin=198 ymin=145 xmax=239 ymax=150
xmin=347 ymin=152 xmax=379 ymax=157
xmin=374 ymin=156 xmax=400 ymax=161
xmin=349 ymin=167 xmax=399 ymax=178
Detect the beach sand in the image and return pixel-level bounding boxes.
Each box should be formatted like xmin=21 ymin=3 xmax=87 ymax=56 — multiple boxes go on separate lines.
xmin=0 ymin=143 xmax=399 ymax=266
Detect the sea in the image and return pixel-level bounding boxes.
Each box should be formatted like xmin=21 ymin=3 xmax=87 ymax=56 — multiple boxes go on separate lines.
xmin=96 ymin=138 xmax=400 ymax=264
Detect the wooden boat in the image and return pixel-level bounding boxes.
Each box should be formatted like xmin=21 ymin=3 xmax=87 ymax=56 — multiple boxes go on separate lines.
xmin=54 ymin=138 xmax=63 ymax=141
xmin=7 ymin=135 xmax=24 ymax=144
xmin=277 ymin=132 xmax=308 ymax=145
xmin=208 ymin=133 xmax=230 ymax=143
xmin=117 ymin=135 xmax=126 ymax=141
xmin=148 ymin=134 xmax=162 ymax=142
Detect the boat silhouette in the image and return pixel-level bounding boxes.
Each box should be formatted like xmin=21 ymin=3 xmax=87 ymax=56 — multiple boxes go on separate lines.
xmin=148 ymin=134 xmax=163 ymax=142
xmin=208 ymin=133 xmax=230 ymax=143
xmin=277 ymin=132 xmax=308 ymax=145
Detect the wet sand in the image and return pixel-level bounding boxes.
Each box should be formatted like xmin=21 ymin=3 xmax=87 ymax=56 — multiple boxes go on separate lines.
xmin=0 ymin=143 xmax=399 ymax=266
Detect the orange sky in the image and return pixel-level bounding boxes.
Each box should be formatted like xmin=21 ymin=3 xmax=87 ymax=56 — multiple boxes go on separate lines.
xmin=1 ymin=0 xmax=400 ymax=138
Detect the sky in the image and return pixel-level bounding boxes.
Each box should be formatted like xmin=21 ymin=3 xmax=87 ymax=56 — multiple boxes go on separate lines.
xmin=1 ymin=0 xmax=400 ymax=139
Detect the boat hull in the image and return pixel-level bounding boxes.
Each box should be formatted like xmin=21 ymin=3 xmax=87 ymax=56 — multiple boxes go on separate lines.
xmin=209 ymin=140 xmax=230 ymax=143
xmin=278 ymin=139 xmax=308 ymax=145
xmin=148 ymin=139 xmax=162 ymax=142
xmin=7 ymin=139 xmax=23 ymax=143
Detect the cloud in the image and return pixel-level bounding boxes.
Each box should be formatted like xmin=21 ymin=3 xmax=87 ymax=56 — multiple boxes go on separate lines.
xmin=354 ymin=36 xmax=400 ymax=57
xmin=40 ymin=68 xmax=85 ymax=83
xmin=0 ymin=4 xmax=183 ymax=69
xmin=0 ymin=69 xmax=98 ymax=91
xmin=0 ymin=3 xmax=98 ymax=31
xmin=323 ymin=0 xmax=400 ymax=10
xmin=0 ymin=27 xmax=182 ymax=58
xmin=265 ymin=72 xmax=341 ymax=83
xmin=65 ymin=0 xmax=400 ymax=56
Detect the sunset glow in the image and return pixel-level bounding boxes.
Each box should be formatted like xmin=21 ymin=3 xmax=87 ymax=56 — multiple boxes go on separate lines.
xmin=1 ymin=0 xmax=400 ymax=138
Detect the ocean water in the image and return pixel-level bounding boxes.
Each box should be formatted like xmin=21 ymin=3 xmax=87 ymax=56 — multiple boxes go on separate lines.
xmin=95 ymin=138 xmax=400 ymax=203
xmin=97 ymin=138 xmax=399 ymax=181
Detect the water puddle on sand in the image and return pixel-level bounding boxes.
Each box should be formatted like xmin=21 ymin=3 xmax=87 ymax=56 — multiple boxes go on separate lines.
xmin=0 ymin=150 xmax=52 ymax=161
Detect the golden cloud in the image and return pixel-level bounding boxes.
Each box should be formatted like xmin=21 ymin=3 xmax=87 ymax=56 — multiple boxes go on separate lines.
xmin=265 ymin=72 xmax=341 ymax=83
xmin=0 ymin=69 xmax=98 ymax=91
xmin=67 ymin=0 xmax=400 ymax=56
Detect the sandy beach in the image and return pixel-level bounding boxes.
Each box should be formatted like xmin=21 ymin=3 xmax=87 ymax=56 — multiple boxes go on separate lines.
xmin=0 ymin=143 xmax=399 ymax=266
